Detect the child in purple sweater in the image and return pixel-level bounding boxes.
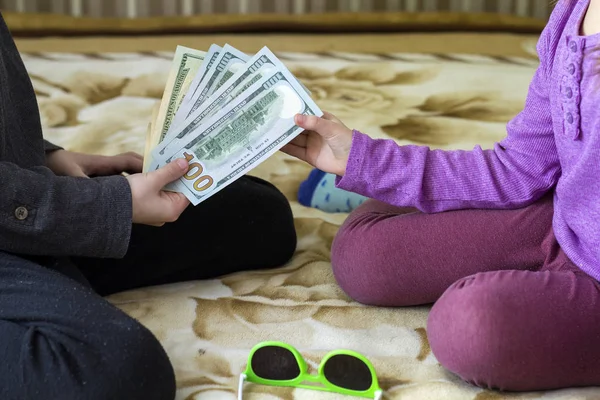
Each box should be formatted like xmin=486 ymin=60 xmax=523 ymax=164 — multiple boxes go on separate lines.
xmin=284 ymin=0 xmax=600 ymax=392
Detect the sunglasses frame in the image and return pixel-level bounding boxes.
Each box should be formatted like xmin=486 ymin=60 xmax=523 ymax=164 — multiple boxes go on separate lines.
xmin=238 ymin=341 xmax=383 ymax=400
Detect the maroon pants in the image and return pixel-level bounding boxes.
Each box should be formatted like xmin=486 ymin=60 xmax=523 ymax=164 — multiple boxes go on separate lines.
xmin=331 ymin=193 xmax=600 ymax=392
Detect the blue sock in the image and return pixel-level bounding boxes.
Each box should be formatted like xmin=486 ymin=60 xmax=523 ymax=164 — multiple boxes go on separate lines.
xmin=298 ymin=169 xmax=368 ymax=213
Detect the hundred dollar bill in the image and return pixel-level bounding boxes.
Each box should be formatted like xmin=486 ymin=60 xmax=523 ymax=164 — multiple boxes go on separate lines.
xmin=170 ymin=44 xmax=222 ymax=131
xmin=210 ymin=44 xmax=251 ymax=94
xmin=161 ymin=69 xmax=323 ymax=205
xmin=152 ymin=46 xmax=288 ymax=162
xmin=151 ymin=46 xmax=206 ymax=149
xmin=142 ymin=101 xmax=161 ymax=172
xmin=147 ymin=44 xmax=249 ymax=173
xmin=183 ymin=44 xmax=249 ymax=117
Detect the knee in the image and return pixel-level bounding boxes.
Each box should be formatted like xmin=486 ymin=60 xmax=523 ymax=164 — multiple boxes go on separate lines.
xmin=427 ymin=273 xmax=521 ymax=391
xmin=252 ymin=179 xmax=297 ymax=266
xmin=271 ymin=194 xmax=297 ymax=266
xmin=90 ymin=315 xmax=175 ymax=400
xmin=98 ymin=316 xmax=176 ymax=399
xmin=331 ymin=210 xmax=402 ymax=306
xmin=50 ymin=314 xmax=176 ymax=400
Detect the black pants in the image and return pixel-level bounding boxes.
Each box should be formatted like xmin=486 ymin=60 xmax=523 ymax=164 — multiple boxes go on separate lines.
xmin=0 ymin=176 xmax=296 ymax=400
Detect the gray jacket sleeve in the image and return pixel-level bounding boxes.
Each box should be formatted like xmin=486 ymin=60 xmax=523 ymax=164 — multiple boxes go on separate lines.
xmin=0 ymin=161 xmax=132 ymax=258
xmin=43 ymin=139 xmax=63 ymax=153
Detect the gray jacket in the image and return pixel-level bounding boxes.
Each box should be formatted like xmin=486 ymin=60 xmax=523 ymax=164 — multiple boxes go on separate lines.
xmin=0 ymin=12 xmax=132 ymax=259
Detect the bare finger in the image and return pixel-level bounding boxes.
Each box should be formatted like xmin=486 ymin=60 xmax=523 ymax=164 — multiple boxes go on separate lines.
xmin=103 ymin=156 xmax=142 ymax=175
xmin=119 ymin=154 xmax=143 ymax=174
xmin=322 ymin=111 xmax=343 ymax=125
xmin=288 ymin=133 xmax=308 ymax=148
xmin=294 ymin=114 xmax=344 ymax=140
xmin=280 ymin=143 xmax=307 ymax=161
xmin=130 ymin=152 xmax=144 ymax=161
xmin=150 ymin=159 xmax=188 ymax=189
xmin=160 ymin=191 xmax=190 ymax=222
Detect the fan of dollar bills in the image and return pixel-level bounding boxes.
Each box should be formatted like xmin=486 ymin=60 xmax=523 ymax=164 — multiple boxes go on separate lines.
xmin=143 ymin=43 xmax=323 ymax=206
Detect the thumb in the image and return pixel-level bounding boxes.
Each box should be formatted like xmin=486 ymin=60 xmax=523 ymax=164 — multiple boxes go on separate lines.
xmin=294 ymin=114 xmax=342 ymax=140
xmin=149 ymin=158 xmax=189 ymax=188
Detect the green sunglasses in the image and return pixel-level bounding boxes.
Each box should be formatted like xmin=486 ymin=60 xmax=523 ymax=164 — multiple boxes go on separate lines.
xmin=238 ymin=341 xmax=383 ymax=399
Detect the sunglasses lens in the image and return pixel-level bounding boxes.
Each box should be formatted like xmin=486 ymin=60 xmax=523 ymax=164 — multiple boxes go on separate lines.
xmin=251 ymin=346 xmax=301 ymax=381
xmin=323 ymin=354 xmax=373 ymax=391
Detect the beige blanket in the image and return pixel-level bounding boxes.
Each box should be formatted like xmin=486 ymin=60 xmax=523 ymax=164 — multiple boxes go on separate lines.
xmin=23 ymin=36 xmax=600 ymax=400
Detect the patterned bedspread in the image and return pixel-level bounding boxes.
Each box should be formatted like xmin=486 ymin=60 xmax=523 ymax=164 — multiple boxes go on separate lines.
xmin=22 ymin=42 xmax=600 ymax=400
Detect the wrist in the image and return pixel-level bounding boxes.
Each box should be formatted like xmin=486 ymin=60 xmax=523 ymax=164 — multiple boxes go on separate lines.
xmin=337 ymin=129 xmax=359 ymax=176
xmin=331 ymin=129 xmax=354 ymax=176
xmin=45 ymin=149 xmax=66 ymax=167
xmin=335 ymin=158 xmax=348 ymax=177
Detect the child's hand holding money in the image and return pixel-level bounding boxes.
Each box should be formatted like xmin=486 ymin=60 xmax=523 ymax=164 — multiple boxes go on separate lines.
xmin=282 ymin=111 xmax=353 ymax=177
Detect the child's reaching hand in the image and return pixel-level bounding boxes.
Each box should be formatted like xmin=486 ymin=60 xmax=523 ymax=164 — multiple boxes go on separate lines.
xmin=282 ymin=111 xmax=353 ymax=176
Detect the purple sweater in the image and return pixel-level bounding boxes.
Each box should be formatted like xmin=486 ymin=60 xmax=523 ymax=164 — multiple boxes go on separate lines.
xmin=337 ymin=0 xmax=600 ymax=281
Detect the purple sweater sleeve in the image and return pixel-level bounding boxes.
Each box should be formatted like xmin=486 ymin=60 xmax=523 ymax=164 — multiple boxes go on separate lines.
xmin=337 ymin=31 xmax=561 ymax=213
